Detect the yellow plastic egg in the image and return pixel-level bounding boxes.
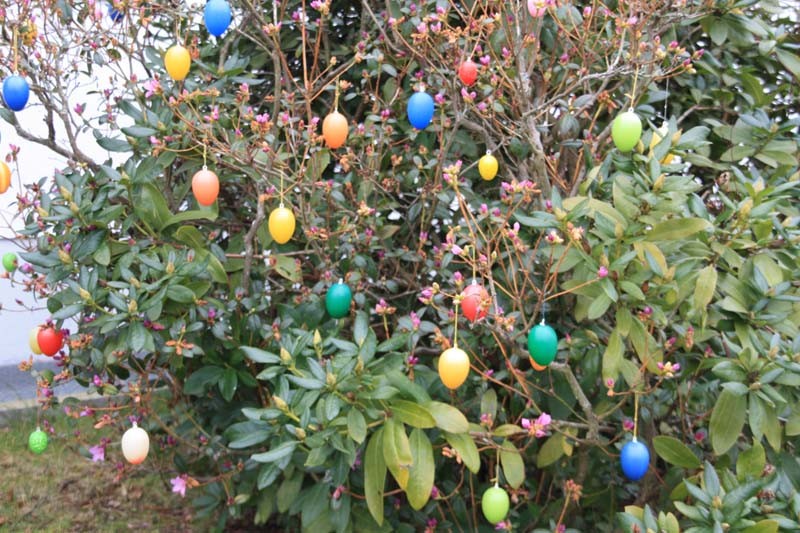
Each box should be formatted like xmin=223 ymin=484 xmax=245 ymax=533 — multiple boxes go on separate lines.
xmin=438 ymin=346 xmax=470 ymax=389
xmin=0 ymin=161 xmax=11 ymax=194
xmin=121 ymin=423 xmax=150 ymax=465
xmin=164 ymin=45 xmax=191 ymax=81
xmin=478 ymin=153 xmax=498 ymax=181
xmin=29 ymin=327 xmax=42 ymax=355
xmin=269 ymin=205 xmax=296 ymax=244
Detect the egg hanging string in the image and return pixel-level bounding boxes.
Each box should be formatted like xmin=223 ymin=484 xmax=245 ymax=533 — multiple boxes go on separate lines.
xmin=334 ymin=79 xmax=340 ymax=113
xmin=12 ymin=26 xmax=18 ymax=74
xmin=634 ymin=393 xmax=640 ymax=436
xmin=202 ymin=142 xmax=208 ymax=171
xmin=453 ymin=297 xmax=459 ymax=348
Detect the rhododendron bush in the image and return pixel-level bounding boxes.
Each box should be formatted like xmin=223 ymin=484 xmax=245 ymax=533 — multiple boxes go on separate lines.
xmin=2 ymin=0 xmax=799 ymax=530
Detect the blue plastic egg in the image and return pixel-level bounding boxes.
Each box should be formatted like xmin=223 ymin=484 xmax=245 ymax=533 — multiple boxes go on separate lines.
xmin=108 ymin=2 xmax=124 ymax=22
xmin=204 ymin=0 xmax=232 ymax=37
xmin=3 ymin=76 xmax=29 ymax=112
xmin=407 ymin=91 xmax=434 ymax=130
xmin=620 ymin=439 xmax=650 ymax=481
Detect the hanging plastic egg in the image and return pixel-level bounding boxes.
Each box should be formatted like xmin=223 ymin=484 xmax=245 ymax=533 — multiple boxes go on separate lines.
xmin=3 ymin=252 xmax=17 ymax=272
xmin=268 ymin=205 xmax=296 ymax=244
xmin=191 ymin=168 xmax=220 ymax=206
xmin=0 ymin=161 xmax=10 ymax=193
xmin=28 ymin=428 xmax=48 ymax=454
xmin=407 ymin=91 xmax=434 ymax=130
xmin=3 ymin=75 xmax=30 ymax=112
xmin=530 ymin=358 xmax=547 ymax=372
xmin=478 ymin=152 xmax=498 ymax=181
xmin=481 ymin=485 xmax=510 ymax=524
xmin=37 ymin=326 xmax=65 ymax=357
xmin=611 ymin=110 xmax=642 ymax=152
xmin=204 ymin=0 xmax=232 ymax=37
xmin=458 ymin=59 xmax=478 ymax=86
xmin=438 ymin=346 xmax=469 ymax=389
xmin=620 ymin=439 xmax=650 ymax=481
xmin=527 ymin=322 xmax=558 ymax=366
xmin=460 ymin=282 xmax=489 ymax=322
xmin=326 ymin=281 xmax=352 ymax=318
xmin=29 ymin=327 xmax=42 ymax=355
xmin=164 ymin=45 xmax=191 ymax=81
xmin=122 ymin=423 xmax=150 ymax=464
xmin=108 ymin=2 xmax=124 ymax=22
xmin=322 ymin=111 xmax=348 ymax=149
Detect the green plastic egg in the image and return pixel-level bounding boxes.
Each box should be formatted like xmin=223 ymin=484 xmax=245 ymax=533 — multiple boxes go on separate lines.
xmin=28 ymin=428 xmax=48 ymax=454
xmin=3 ymin=252 xmax=17 ymax=272
xmin=325 ymin=282 xmax=352 ymax=318
xmin=611 ymin=111 xmax=642 ymax=152
xmin=527 ymin=322 xmax=558 ymax=366
xmin=481 ymin=485 xmax=510 ymax=524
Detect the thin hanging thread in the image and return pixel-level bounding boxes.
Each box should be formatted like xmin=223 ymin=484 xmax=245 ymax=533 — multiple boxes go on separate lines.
xmin=633 ymin=391 xmax=640 ymax=441
xmin=12 ymin=26 xmax=18 ymax=73
xmin=174 ymin=16 xmax=181 ymax=43
xmin=202 ymin=143 xmax=207 ymax=170
xmin=334 ymin=79 xmax=340 ymax=112
xmin=471 ymin=245 xmax=477 ymax=283
xmin=279 ymin=170 xmax=285 ymax=207
xmin=629 ymin=67 xmax=639 ymax=111
xmin=663 ymin=78 xmax=670 ymax=123
xmin=453 ymin=301 xmax=459 ymax=347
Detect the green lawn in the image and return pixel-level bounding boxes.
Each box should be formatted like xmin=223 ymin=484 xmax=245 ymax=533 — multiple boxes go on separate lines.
xmin=0 ymin=407 xmax=205 ymax=532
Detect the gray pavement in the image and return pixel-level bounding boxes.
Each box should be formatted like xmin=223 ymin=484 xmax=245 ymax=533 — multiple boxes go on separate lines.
xmin=0 ymin=360 xmax=84 ymax=405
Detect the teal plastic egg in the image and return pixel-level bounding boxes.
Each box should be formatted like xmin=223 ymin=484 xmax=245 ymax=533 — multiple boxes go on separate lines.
xmin=527 ymin=323 xmax=558 ymax=366
xmin=325 ymin=282 xmax=352 ymax=318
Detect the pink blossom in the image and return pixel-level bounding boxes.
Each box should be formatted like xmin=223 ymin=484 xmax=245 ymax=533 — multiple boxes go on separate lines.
xmin=434 ymin=92 xmax=446 ymax=105
xmin=410 ymin=312 xmax=421 ymax=330
xmin=171 ymin=474 xmax=188 ymax=497
xmin=521 ymin=412 xmax=551 ymax=437
xmin=89 ymin=444 xmax=105 ymax=462
xmin=598 ymin=266 xmax=609 ymax=278
xmin=623 ymin=418 xmax=634 ymax=431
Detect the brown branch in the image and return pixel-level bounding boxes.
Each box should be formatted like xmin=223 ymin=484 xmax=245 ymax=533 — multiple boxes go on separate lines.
xmin=241 ymin=192 xmax=266 ymax=294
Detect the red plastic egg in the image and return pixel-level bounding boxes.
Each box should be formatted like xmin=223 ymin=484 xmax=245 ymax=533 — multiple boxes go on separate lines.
xmin=37 ymin=326 xmax=64 ymax=357
xmin=458 ymin=60 xmax=478 ymax=86
xmin=460 ymin=283 xmax=489 ymax=322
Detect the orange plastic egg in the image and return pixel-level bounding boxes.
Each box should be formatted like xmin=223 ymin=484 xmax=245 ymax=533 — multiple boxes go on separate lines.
xmin=191 ymin=168 xmax=220 ymax=206
xmin=269 ymin=205 xmax=296 ymax=244
xmin=0 ymin=161 xmax=11 ymax=194
xmin=438 ymin=346 xmax=470 ymax=389
xmin=165 ymin=44 xmax=191 ymax=81
xmin=322 ymin=111 xmax=348 ymax=149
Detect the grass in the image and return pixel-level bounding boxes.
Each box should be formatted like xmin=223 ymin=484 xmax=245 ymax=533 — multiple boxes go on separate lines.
xmin=0 ymin=407 xmax=207 ymax=532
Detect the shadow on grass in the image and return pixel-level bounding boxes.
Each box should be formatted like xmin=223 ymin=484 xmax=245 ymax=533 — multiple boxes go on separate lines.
xmin=0 ymin=409 xmax=206 ymax=532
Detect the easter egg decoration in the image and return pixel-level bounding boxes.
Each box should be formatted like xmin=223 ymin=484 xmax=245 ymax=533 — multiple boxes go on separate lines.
xmin=268 ymin=204 xmax=295 ymax=244
xmin=322 ymin=111 xmax=348 ymax=149
xmin=407 ymin=90 xmax=435 ymax=130
xmin=121 ymin=423 xmax=150 ymax=465
xmin=620 ymin=438 xmax=650 ymax=481
xmin=37 ymin=326 xmax=64 ymax=357
xmin=3 ymin=75 xmax=30 ymax=112
xmin=611 ymin=110 xmax=643 ymax=152
xmin=3 ymin=252 xmax=17 ymax=272
xmin=0 ymin=161 xmax=11 ymax=193
xmin=29 ymin=327 xmax=42 ymax=355
xmin=458 ymin=59 xmax=478 ymax=86
xmin=191 ymin=168 xmax=220 ymax=206
xmin=108 ymin=2 xmax=124 ymax=22
xmin=478 ymin=151 xmax=499 ymax=181
xmin=326 ymin=280 xmax=352 ymax=318
xmin=164 ymin=44 xmax=191 ymax=81
xmin=481 ymin=485 xmax=510 ymax=525
xmin=527 ymin=320 xmax=558 ymax=366
xmin=530 ymin=358 xmax=547 ymax=371
xmin=438 ymin=346 xmax=470 ymax=389
xmin=28 ymin=428 xmax=48 ymax=454
xmin=204 ymin=0 xmax=232 ymax=37
xmin=460 ymin=282 xmax=489 ymax=322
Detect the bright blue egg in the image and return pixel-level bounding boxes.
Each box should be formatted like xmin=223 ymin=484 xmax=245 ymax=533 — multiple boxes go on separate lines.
xmin=3 ymin=76 xmax=30 ymax=112
xmin=108 ymin=2 xmax=124 ymax=22
xmin=204 ymin=0 xmax=232 ymax=37
xmin=620 ymin=440 xmax=650 ymax=481
xmin=407 ymin=91 xmax=434 ymax=130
